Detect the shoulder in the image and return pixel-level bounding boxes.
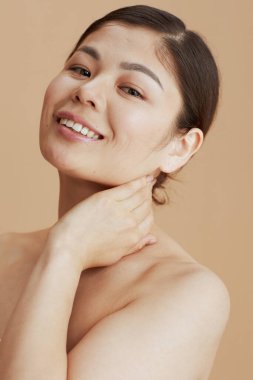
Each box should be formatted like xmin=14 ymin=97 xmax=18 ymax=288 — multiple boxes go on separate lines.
xmin=160 ymin=263 xmax=231 ymax=326
xmin=145 ymin=230 xmax=231 ymax=373
xmin=139 ymin=262 xmax=230 ymax=378
xmin=152 ymin=228 xmax=230 ymax=315
xmin=0 ymin=231 xmax=24 ymax=256
xmin=0 ymin=232 xmax=16 ymax=265
xmin=151 ymin=245 xmax=231 ymax=334
xmin=137 ymin=227 xmax=231 ymax=330
xmin=156 ymin=258 xmax=231 ymax=372
xmin=0 ymin=230 xmax=45 ymax=270
xmin=68 ymin=260 xmax=230 ymax=380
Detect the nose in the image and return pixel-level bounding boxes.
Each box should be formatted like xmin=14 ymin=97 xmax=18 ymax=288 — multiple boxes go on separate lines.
xmin=71 ymin=78 xmax=106 ymax=111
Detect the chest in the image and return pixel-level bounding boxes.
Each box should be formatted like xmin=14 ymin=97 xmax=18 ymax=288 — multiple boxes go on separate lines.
xmin=0 ymin=252 xmax=157 ymax=353
xmin=66 ymin=262 xmax=148 ymax=352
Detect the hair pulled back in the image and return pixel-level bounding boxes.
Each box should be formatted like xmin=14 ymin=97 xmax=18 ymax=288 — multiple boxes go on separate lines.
xmin=67 ymin=5 xmax=220 ymax=205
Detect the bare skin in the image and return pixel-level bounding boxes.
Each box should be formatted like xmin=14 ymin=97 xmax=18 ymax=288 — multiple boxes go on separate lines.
xmin=0 ymin=222 xmax=230 ymax=379
xmin=0 ymin=23 xmax=230 ymax=380
xmin=0 ymin=224 xmax=194 ymax=344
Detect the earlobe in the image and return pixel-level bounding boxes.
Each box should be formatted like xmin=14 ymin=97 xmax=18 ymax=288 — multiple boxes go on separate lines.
xmin=160 ymin=154 xmax=185 ymax=174
xmin=160 ymin=128 xmax=204 ymax=174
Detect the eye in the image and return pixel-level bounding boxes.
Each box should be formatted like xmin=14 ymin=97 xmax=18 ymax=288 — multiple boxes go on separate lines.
xmin=121 ymin=86 xmax=144 ymax=99
xmin=69 ymin=66 xmax=91 ymax=77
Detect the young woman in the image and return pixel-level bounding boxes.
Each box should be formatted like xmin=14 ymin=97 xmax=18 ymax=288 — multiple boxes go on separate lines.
xmin=0 ymin=5 xmax=230 ymax=380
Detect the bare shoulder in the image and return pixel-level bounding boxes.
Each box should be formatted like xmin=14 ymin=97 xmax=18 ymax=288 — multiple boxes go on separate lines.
xmin=0 ymin=231 xmax=26 ymax=261
xmin=134 ymin=251 xmax=231 ymax=378
xmin=0 ymin=229 xmax=48 ymax=275
xmin=154 ymin=259 xmax=231 ymax=329
xmin=0 ymin=232 xmax=32 ymax=283
xmin=0 ymin=232 xmax=12 ymax=248
xmin=150 ymin=228 xmax=231 ymax=320
xmin=149 ymin=233 xmax=231 ymax=337
xmin=138 ymin=230 xmax=231 ymax=378
xmin=145 ymin=247 xmax=231 ymax=379
xmin=0 ymin=232 xmax=16 ymax=266
xmin=67 ymin=247 xmax=230 ymax=380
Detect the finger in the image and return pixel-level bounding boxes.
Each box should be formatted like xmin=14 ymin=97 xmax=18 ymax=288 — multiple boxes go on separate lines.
xmin=123 ymin=181 xmax=154 ymax=211
xmin=110 ymin=175 xmax=154 ymax=201
xmin=130 ymin=234 xmax=157 ymax=254
xmin=137 ymin=212 xmax=154 ymax=236
xmin=131 ymin=198 xmax=153 ymax=225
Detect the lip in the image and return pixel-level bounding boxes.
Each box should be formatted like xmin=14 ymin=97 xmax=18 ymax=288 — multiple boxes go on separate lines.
xmin=55 ymin=110 xmax=104 ymax=138
xmin=56 ymin=123 xmax=103 ymax=143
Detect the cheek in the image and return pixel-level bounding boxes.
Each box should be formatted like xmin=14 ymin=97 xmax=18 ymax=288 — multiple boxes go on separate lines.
xmin=43 ymin=74 xmax=71 ymax=107
xmin=111 ymin=105 xmax=154 ymax=141
xmin=43 ymin=77 xmax=62 ymax=105
xmin=117 ymin=108 xmax=168 ymax=150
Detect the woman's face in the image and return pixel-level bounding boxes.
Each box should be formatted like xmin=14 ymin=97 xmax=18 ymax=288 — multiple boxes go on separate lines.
xmin=39 ymin=23 xmax=182 ymax=185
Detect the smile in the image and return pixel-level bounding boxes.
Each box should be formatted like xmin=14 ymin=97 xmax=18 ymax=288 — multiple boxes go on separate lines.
xmin=58 ymin=118 xmax=103 ymax=140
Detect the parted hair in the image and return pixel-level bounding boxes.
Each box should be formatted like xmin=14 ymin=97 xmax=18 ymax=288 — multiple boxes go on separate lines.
xmin=67 ymin=5 xmax=220 ymax=205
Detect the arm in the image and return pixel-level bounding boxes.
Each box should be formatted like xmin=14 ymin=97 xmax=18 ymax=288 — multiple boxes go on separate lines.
xmin=0 ymin=175 xmax=156 ymax=379
xmin=0 ymin=244 xmax=230 ymax=380
xmin=0 ymin=246 xmax=81 ymax=380
xmin=66 ymin=268 xmax=230 ymax=380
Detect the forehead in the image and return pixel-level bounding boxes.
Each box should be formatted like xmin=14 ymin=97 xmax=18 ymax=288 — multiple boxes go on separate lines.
xmin=78 ymin=24 xmax=178 ymax=84
xmin=81 ymin=23 xmax=161 ymax=52
xmin=77 ymin=23 xmax=175 ymax=79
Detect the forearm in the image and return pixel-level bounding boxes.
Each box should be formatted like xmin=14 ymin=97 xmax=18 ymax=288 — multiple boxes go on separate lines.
xmin=0 ymin=244 xmax=82 ymax=380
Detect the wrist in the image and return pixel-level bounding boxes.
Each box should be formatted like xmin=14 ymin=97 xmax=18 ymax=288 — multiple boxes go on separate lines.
xmin=41 ymin=237 xmax=86 ymax=275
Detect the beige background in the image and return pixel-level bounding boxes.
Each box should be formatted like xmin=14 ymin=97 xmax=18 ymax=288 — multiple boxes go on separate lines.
xmin=0 ymin=0 xmax=252 ymax=378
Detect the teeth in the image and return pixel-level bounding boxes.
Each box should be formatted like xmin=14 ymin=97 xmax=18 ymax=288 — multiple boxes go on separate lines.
xmin=66 ymin=120 xmax=74 ymax=128
xmin=72 ymin=123 xmax=83 ymax=132
xmin=59 ymin=118 xmax=101 ymax=140
xmin=80 ymin=127 xmax=89 ymax=136
xmin=87 ymin=130 xmax=95 ymax=138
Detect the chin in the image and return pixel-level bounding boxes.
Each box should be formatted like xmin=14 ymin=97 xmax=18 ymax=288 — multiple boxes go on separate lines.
xmin=39 ymin=140 xmax=142 ymax=188
xmin=39 ymin=150 xmax=123 ymax=187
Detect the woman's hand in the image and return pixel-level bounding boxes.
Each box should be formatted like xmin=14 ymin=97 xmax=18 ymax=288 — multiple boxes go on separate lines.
xmin=45 ymin=175 xmax=157 ymax=271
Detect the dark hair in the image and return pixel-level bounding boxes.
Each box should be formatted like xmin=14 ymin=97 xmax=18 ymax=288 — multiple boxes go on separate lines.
xmin=67 ymin=5 xmax=220 ymax=205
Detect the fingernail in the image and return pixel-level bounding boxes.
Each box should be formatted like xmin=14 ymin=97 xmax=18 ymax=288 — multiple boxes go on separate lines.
xmin=146 ymin=175 xmax=154 ymax=183
xmin=147 ymin=178 xmax=157 ymax=187
xmin=147 ymin=237 xmax=157 ymax=245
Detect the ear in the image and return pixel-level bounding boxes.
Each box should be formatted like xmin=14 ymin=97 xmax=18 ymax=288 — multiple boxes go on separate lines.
xmin=160 ymin=128 xmax=204 ymax=173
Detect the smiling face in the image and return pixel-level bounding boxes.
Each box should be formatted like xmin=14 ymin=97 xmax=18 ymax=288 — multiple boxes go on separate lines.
xmin=39 ymin=23 xmax=183 ymax=186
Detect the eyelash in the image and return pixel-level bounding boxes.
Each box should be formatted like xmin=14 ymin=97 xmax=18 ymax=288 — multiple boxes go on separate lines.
xmin=70 ymin=66 xmax=91 ymax=77
xmin=68 ymin=66 xmax=144 ymax=100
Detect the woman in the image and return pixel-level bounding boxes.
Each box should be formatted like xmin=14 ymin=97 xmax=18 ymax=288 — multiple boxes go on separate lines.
xmin=0 ymin=5 xmax=230 ymax=380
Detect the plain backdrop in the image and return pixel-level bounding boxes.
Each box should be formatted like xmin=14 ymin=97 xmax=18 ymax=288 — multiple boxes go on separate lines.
xmin=0 ymin=0 xmax=252 ymax=378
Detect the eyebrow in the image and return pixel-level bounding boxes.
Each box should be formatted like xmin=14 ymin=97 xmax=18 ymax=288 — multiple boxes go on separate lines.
xmin=77 ymin=46 xmax=100 ymax=60
xmin=76 ymin=45 xmax=164 ymax=90
xmin=120 ymin=62 xmax=164 ymax=91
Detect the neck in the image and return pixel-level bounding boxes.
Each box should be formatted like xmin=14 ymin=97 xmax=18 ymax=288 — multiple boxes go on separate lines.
xmin=57 ymin=172 xmax=161 ymax=241
xmin=58 ymin=171 xmax=112 ymax=219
